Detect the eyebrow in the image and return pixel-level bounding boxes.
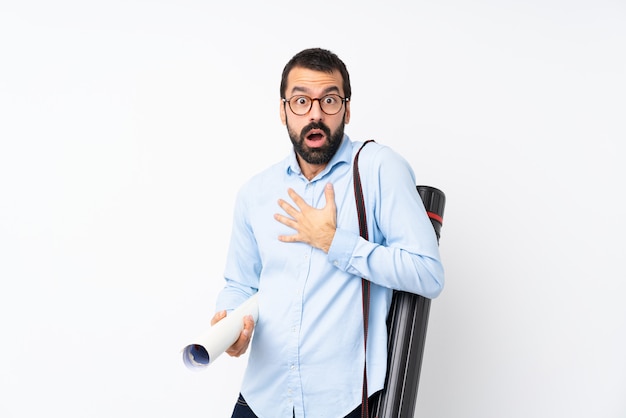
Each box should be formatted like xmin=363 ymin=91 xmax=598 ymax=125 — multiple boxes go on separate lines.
xmin=289 ymin=86 xmax=341 ymax=96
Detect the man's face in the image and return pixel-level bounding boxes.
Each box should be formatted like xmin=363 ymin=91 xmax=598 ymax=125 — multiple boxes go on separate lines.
xmin=280 ymin=67 xmax=351 ymax=165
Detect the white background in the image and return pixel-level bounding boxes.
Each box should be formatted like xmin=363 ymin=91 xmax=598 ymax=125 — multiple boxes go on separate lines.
xmin=1 ymin=1 xmax=625 ymax=417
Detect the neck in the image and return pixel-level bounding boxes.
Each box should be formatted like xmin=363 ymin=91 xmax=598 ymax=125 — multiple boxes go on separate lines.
xmin=298 ymin=156 xmax=326 ymax=181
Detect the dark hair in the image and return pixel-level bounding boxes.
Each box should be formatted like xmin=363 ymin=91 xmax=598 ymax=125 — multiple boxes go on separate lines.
xmin=280 ymin=48 xmax=351 ymax=100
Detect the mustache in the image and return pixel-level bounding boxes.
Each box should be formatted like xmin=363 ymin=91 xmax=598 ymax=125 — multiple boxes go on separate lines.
xmin=302 ymin=122 xmax=331 ymax=138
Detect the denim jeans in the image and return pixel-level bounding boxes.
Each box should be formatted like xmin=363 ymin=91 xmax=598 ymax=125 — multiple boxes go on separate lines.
xmin=231 ymin=393 xmax=259 ymax=418
xmin=231 ymin=393 xmax=380 ymax=418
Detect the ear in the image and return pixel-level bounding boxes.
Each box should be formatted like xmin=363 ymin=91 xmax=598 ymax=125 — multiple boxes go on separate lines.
xmin=280 ymin=99 xmax=287 ymax=125
xmin=343 ymin=101 xmax=351 ymax=124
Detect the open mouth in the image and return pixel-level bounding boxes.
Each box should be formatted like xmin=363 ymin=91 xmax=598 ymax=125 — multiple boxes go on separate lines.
xmin=305 ymin=129 xmax=326 ymax=147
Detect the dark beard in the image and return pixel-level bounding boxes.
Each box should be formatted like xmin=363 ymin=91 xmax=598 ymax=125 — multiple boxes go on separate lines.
xmin=287 ymin=120 xmax=345 ymax=165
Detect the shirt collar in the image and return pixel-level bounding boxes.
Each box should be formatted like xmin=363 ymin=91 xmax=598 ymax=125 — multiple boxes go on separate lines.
xmin=285 ymin=135 xmax=353 ymax=180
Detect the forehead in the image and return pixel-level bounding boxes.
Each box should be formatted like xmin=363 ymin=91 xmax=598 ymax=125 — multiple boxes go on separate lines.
xmin=285 ymin=67 xmax=344 ymax=96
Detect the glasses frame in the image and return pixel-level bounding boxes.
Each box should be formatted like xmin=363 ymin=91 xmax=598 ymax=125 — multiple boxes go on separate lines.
xmin=282 ymin=94 xmax=349 ymax=116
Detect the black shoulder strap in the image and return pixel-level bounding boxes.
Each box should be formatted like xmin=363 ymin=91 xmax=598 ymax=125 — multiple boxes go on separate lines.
xmin=352 ymin=139 xmax=375 ymax=418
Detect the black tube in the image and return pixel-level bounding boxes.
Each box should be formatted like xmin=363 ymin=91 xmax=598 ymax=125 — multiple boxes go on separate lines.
xmin=370 ymin=185 xmax=445 ymax=418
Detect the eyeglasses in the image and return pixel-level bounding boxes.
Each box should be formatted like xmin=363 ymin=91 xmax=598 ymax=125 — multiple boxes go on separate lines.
xmin=282 ymin=94 xmax=349 ymax=116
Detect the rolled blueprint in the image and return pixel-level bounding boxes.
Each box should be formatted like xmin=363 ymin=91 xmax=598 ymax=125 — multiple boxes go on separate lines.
xmin=182 ymin=293 xmax=259 ymax=370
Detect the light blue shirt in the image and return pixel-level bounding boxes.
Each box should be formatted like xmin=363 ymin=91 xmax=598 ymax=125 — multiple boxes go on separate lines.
xmin=216 ymin=135 xmax=444 ymax=418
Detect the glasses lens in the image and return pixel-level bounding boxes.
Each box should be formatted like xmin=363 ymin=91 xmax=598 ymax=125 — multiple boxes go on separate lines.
xmin=287 ymin=95 xmax=344 ymax=115
xmin=289 ymin=96 xmax=312 ymax=116
xmin=319 ymin=95 xmax=343 ymax=115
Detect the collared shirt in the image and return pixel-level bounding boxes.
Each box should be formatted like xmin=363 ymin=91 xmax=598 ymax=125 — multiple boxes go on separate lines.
xmin=216 ymin=135 xmax=444 ymax=418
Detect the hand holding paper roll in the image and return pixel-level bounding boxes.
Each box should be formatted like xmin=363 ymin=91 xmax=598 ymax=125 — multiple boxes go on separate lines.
xmin=182 ymin=293 xmax=258 ymax=370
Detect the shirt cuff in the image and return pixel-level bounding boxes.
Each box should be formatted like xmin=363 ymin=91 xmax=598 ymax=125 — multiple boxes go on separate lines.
xmin=327 ymin=227 xmax=359 ymax=271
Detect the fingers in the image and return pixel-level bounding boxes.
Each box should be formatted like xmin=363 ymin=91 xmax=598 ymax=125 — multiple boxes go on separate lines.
xmin=274 ymin=211 xmax=298 ymax=230
xmin=277 ymin=189 xmax=303 ymax=219
xmin=213 ymin=311 xmax=256 ymax=358
xmin=286 ymin=187 xmax=305 ymax=208
xmin=323 ymin=182 xmax=336 ymax=211
xmin=275 ymin=188 xmax=303 ymax=242
xmin=211 ymin=310 xmax=227 ymax=326
xmin=242 ymin=314 xmax=255 ymax=337
xmin=277 ymin=184 xmax=334 ymax=218
xmin=274 ymin=183 xmax=336 ymax=247
xmin=226 ymin=314 xmax=255 ymax=357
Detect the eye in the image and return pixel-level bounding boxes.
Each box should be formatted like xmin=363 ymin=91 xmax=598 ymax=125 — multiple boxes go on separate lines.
xmin=294 ymin=96 xmax=310 ymax=106
xmin=323 ymin=95 xmax=339 ymax=105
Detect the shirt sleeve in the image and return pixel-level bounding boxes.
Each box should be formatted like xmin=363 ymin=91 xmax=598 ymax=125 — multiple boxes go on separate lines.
xmin=215 ymin=184 xmax=260 ymax=312
xmin=327 ymin=144 xmax=445 ymax=298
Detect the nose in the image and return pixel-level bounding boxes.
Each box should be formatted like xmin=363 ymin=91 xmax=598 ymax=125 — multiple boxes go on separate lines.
xmin=308 ymin=98 xmax=324 ymax=121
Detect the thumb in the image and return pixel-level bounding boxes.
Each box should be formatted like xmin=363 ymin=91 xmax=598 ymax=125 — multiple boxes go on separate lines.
xmin=324 ymin=182 xmax=335 ymax=208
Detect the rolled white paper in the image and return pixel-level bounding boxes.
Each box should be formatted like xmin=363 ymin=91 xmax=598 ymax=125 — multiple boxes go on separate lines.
xmin=182 ymin=293 xmax=259 ymax=370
